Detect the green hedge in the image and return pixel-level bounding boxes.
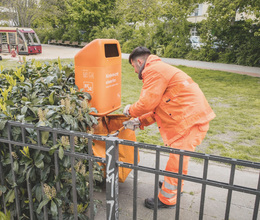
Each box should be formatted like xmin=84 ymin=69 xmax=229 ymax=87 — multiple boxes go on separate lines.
xmin=0 ymin=58 xmax=104 ymax=219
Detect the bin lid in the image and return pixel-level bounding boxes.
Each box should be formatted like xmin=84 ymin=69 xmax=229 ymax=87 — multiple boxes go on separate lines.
xmin=74 ymin=39 xmax=121 ymax=67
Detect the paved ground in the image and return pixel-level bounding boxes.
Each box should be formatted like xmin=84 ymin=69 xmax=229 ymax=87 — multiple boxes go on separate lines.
xmin=161 ymin=57 xmax=260 ymax=78
xmin=0 ymin=44 xmax=81 ymax=61
xmin=121 ymin=53 xmax=260 ymax=78
xmin=1 ymin=44 xmax=260 ymax=77
xmin=94 ymin=150 xmax=259 ymax=220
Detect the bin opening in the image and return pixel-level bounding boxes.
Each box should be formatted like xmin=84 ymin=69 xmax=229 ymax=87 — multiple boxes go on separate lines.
xmin=105 ymin=44 xmax=119 ymax=57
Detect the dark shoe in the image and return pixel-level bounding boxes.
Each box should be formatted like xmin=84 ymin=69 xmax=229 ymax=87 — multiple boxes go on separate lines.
xmin=159 ymin=180 xmax=163 ymax=188
xmin=144 ymin=197 xmax=176 ymax=209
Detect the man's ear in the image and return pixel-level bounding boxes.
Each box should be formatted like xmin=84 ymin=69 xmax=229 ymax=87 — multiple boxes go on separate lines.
xmin=137 ymin=58 xmax=143 ymax=66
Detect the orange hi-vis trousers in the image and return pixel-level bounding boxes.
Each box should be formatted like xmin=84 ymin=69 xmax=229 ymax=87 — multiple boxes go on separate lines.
xmin=158 ymin=123 xmax=209 ymax=205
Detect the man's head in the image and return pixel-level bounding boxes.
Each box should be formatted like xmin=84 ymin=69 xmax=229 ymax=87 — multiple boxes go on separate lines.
xmin=129 ymin=47 xmax=151 ymax=74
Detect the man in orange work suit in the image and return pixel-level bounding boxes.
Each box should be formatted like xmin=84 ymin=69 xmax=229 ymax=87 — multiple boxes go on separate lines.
xmin=123 ymin=46 xmax=216 ymax=209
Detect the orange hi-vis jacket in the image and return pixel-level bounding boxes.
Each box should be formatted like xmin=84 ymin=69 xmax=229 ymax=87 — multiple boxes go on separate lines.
xmin=129 ymin=55 xmax=215 ymax=146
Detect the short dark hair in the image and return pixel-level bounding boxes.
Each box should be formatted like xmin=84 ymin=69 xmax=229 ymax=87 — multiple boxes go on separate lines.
xmin=129 ymin=46 xmax=151 ymax=64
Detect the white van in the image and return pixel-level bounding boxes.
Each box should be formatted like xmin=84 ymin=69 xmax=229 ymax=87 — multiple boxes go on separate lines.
xmin=189 ymin=36 xmax=204 ymax=49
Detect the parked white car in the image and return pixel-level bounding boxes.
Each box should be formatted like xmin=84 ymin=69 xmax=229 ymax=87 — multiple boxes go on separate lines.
xmin=189 ymin=36 xmax=204 ymax=49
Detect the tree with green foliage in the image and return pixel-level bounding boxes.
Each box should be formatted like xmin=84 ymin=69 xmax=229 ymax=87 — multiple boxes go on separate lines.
xmin=65 ymin=0 xmax=117 ymax=42
xmin=198 ymin=0 xmax=260 ymax=66
xmin=33 ymin=0 xmax=71 ymax=43
xmin=161 ymin=0 xmax=199 ymax=58
xmin=114 ymin=0 xmax=160 ymax=52
xmin=95 ymin=0 xmax=195 ymax=54
xmin=1 ymin=0 xmax=259 ymax=66
xmin=0 ymin=0 xmax=41 ymax=27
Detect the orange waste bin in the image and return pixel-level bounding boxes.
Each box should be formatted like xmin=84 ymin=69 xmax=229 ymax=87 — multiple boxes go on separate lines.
xmin=92 ymin=114 xmax=140 ymax=183
xmin=74 ymin=39 xmax=121 ymax=116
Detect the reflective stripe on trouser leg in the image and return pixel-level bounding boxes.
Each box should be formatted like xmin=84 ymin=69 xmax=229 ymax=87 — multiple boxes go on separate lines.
xmin=158 ymin=154 xmax=188 ymax=205
xmin=160 ymin=180 xmax=178 ymax=199
xmin=158 ymin=124 xmax=208 ymax=206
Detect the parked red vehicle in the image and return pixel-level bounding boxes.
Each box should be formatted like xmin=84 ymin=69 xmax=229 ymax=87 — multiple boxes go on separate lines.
xmin=0 ymin=27 xmax=42 ymax=55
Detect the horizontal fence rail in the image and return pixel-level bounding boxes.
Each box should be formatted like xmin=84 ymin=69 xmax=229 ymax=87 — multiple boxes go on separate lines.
xmin=0 ymin=121 xmax=259 ymax=220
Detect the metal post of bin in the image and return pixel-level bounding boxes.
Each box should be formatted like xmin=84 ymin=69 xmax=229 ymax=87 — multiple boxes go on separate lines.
xmin=106 ymin=137 xmax=119 ymax=220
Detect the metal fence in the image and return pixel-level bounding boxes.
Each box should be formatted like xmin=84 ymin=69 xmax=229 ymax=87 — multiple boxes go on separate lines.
xmin=0 ymin=121 xmax=259 ymax=220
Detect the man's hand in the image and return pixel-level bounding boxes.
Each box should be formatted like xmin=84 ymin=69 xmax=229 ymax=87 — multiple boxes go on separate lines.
xmin=123 ymin=118 xmax=140 ymax=131
xmin=123 ymin=104 xmax=131 ymax=117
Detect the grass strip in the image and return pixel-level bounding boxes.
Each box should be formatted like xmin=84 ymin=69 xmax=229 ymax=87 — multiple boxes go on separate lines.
xmin=1 ymin=58 xmax=259 ymax=162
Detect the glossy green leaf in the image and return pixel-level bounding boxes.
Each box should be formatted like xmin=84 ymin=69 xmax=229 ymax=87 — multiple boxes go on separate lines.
xmin=59 ymin=146 xmax=64 ymax=160
xmin=21 ymin=106 xmax=28 ymax=115
xmin=54 ymin=198 xmax=62 ymax=207
xmin=62 ymin=114 xmax=73 ymax=125
xmin=35 ymin=160 xmax=44 ymax=169
xmin=13 ymin=161 xmax=19 ymax=173
xmin=49 ymin=144 xmax=59 ymax=155
xmin=34 ymin=152 xmax=45 ymax=164
xmin=5 ymin=189 xmax=15 ymax=203
xmin=41 ymin=131 xmax=50 ymax=145
xmin=5 ymin=100 xmax=14 ymax=106
xmin=36 ymin=198 xmax=50 ymax=214
xmin=35 ymin=185 xmax=42 ymax=202
xmin=49 ymin=91 xmax=55 ymax=105
xmin=0 ymin=185 xmax=7 ymax=193
xmin=0 ymin=120 xmax=7 ymax=130
xmin=41 ymin=165 xmax=50 ymax=181
xmin=51 ymin=200 xmax=58 ymax=216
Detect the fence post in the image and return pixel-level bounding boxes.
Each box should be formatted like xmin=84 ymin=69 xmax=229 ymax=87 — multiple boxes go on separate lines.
xmin=106 ymin=137 xmax=119 ymax=220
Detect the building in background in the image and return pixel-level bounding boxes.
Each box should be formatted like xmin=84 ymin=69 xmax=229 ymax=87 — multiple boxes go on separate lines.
xmin=187 ymin=3 xmax=209 ymax=37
